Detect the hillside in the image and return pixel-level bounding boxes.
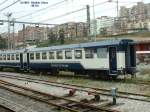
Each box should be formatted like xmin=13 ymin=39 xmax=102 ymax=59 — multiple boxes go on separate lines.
xmin=37 ymin=32 xmax=150 ymax=47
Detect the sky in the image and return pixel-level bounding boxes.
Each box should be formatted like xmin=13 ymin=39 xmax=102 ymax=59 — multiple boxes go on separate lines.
xmin=0 ymin=0 xmax=150 ymax=33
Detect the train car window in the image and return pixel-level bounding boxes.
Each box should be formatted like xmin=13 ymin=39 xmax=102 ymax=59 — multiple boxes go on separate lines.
xmin=56 ymin=51 xmax=63 ymax=59
xmin=75 ymin=50 xmax=82 ymax=59
xmin=85 ymin=49 xmax=94 ymax=58
xmin=11 ymin=54 xmax=15 ymax=60
xmin=16 ymin=54 xmax=19 ymax=60
xmin=97 ymin=48 xmax=107 ymax=58
xmin=30 ymin=53 xmax=34 ymax=60
xmin=65 ymin=51 xmax=72 ymax=59
xmin=7 ymin=54 xmax=10 ymax=60
xmin=0 ymin=55 xmax=2 ymax=60
xmin=49 ymin=52 xmax=55 ymax=59
xmin=3 ymin=55 xmax=6 ymax=60
xmin=42 ymin=52 xmax=47 ymax=60
xmin=36 ymin=53 xmax=40 ymax=60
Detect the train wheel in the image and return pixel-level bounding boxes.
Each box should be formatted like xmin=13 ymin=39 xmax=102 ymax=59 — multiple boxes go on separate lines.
xmin=111 ymin=76 xmax=117 ymax=80
xmin=41 ymin=71 xmax=48 ymax=75
xmin=0 ymin=67 xmax=3 ymax=71
xmin=51 ymin=69 xmax=59 ymax=75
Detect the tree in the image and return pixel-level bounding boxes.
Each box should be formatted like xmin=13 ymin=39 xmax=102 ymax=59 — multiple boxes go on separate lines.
xmin=48 ymin=31 xmax=56 ymax=44
xmin=0 ymin=35 xmax=7 ymax=50
xmin=59 ymin=29 xmax=65 ymax=44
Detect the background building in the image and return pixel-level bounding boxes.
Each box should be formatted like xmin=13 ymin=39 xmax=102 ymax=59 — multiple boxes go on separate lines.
xmin=90 ymin=16 xmax=115 ymax=36
xmin=49 ymin=22 xmax=87 ymax=39
xmin=119 ymin=2 xmax=150 ymax=33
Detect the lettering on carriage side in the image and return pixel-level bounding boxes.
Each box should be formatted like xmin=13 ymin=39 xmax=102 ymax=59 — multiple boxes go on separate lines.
xmin=50 ymin=64 xmax=69 ymax=68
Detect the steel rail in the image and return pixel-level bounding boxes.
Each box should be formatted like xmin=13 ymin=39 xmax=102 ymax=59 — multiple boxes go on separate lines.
xmin=0 ymin=74 xmax=150 ymax=99
xmin=0 ymin=105 xmax=15 ymax=112
xmin=0 ymin=79 xmax=120 ymax=112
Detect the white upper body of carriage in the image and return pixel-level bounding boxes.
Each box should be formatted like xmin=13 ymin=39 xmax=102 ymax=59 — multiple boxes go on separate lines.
xmin=0 ymin=39 xmax=128 ymax=70
xmin=0 ymin=50 xmax=24 ymax=63
xmin=27 ymin=40 xmax=126 ymax=70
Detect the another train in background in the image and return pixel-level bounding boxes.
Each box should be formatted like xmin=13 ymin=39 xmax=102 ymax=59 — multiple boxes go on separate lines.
xmin=136 ymin=51 xmax=150 ymax=65
xmin=135 ymin=40 xmax=150 ymax=65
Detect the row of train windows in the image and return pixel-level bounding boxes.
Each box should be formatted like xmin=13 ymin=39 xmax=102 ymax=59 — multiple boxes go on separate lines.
xmin=0 ymin=54 xmax=20 ymax=60
xmin=30 ymin=48 xmax=107 ymax=60
xmin=0 ymin=48 xmax=108 ymax=61
xmin=30 ymin=50 xmax=83 ymax=60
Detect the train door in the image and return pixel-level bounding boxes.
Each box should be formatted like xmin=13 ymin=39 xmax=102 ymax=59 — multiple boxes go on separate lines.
xmin=20 ymin=53 xmax=23 ymax=69
xmin=129 ymin=45 xmax=136 ymax=67
xmin=109 ymin=47 xmax=117 ymax=74
xmin=22 ymin=53 xmax=30 ymax=70
xmin=125 ymin=45 xmax=136 ymax=68
xmin=27 ymin=53 xmax=30 ymax=70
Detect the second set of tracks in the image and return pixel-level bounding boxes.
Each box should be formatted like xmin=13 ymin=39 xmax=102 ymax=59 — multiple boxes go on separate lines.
xmin=0 ymin=73 xmax=150 ymax=103
xmin=0 ymin=74 xmax=120 ymax=112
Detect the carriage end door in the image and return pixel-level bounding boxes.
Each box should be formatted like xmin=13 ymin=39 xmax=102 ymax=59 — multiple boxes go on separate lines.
xmin=27 ymin=53 xmax=30 ymax=69
xmin=109 ymin=47 xmax=117 ymax=74
xmin=20 ymin=53 xmax=23 ymax=69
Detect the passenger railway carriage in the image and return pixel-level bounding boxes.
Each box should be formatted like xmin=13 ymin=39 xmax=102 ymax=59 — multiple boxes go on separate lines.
xmin=0 ymin=39 xmax=136 ymax=79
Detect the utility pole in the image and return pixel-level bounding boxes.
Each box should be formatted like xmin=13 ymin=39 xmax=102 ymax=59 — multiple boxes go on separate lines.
xmin=23 ymin=24 xmax=26 ymax=48
xmin=116 ymin=0 xmax=119 ymax=19
xmin=86 ymin=5 xmax=90 ymax=40
xmin=46 ymin=25 xmax=49 ymax=40
xmin=5 ymin=13 xmax=12 ymax=50
xmin=108 ymin=0 xmax=119 ymax=18
xmin=75 ymin=23 xmax=78 ymax=38
xmin=12 ymin=18 xmax=15 ymax=49
xmin=108 ymin=0 xmax=119 ymax=34
xmin=92 ymin=0 xmax=96 ymax=41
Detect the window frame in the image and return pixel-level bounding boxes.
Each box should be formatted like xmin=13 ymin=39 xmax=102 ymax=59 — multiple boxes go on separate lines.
xmin=56 ymin=51 xmax=63 ymax=59
xmin=7 ymin=54 xmax=10 ymax=60
xmin=97 ymin=47 xmax=107 ymax=58
xmin=0 ymin=55 xmax=2 ymax=60
xmin=74 ymin=50 xmax=82 ymax=59
xmin=85 ymin=49 xmax=94 ymax=59
xmin=16 ymin=54 xmax=19 ymax=60
xmin=35 ymin=52 xmax=41 ymax=60
xmin=30 ymin=53 xmax=34 ymax=60
xmin=3 ymin=54 xmax=6 ymax=60
xmin=42 ymin=52 xmax=47 ymax=60
xmin=65 ymin=50 xmax=72 ymax=59
xmin=49 ymin=51 xmax=55 ymax=59
xmin=11 ymin=54 xmax=15 ymax=60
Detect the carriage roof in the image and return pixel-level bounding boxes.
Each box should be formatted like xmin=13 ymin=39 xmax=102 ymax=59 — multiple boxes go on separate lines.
xmin=28 ymin=39 xmax=133 ymax=52
xmin=0 ymin=49 xmax=25 ymax=54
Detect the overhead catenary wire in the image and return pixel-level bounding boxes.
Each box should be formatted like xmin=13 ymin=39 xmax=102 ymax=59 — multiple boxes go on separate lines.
xmin=71 ymin=7 xmax=116 ymax=22
xmin=51 ymin=6 xmax=116 ymax=23
xmin=15 ymin=0 xmax=140 ymax=23
xmin=0 ymin=19 xmax=57 ymax=25
xmin=16 ymin=0 xmax=141 ymax=21
xmin=0 ymin=0 xmax=20 ymax=12
xmin=15 ymin=2 xmax=67 ymax=21
xmin=15 ymin=0 xmax=67 ymax=19
xmin=38 ymin=1 xmax=111 ymax=23
xmin=0 ymin=0 xmax=9 ymax=7
xmin=40 ymin=0 xmax=146 ymax=25
xmin=39 ymin=7 xmax=87 ymax=23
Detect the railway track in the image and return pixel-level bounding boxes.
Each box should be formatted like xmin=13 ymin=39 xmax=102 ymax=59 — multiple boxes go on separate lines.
xmin=134 ymin=79 xmax=150 ymax=85
xmin=0 ymin=79 xmax=120 ymax=112
xmin=0 ymin=105 xmax=15 ymax=112
xmin=40 ymin=73 xmax=150 ymax=86
xmin=1 ymin=71 xmax=150 ymax=86
xmin=0 ymin=73 xmax=150 ymax=103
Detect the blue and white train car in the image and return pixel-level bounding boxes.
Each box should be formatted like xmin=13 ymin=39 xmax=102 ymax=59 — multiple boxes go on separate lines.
xmin=27 ymin=39 xmax=136 ymax=78
xmin=0 ymin=49 xmax=25 ymax=69
xmin=0 ymin=39 xmax=136 ymax=78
